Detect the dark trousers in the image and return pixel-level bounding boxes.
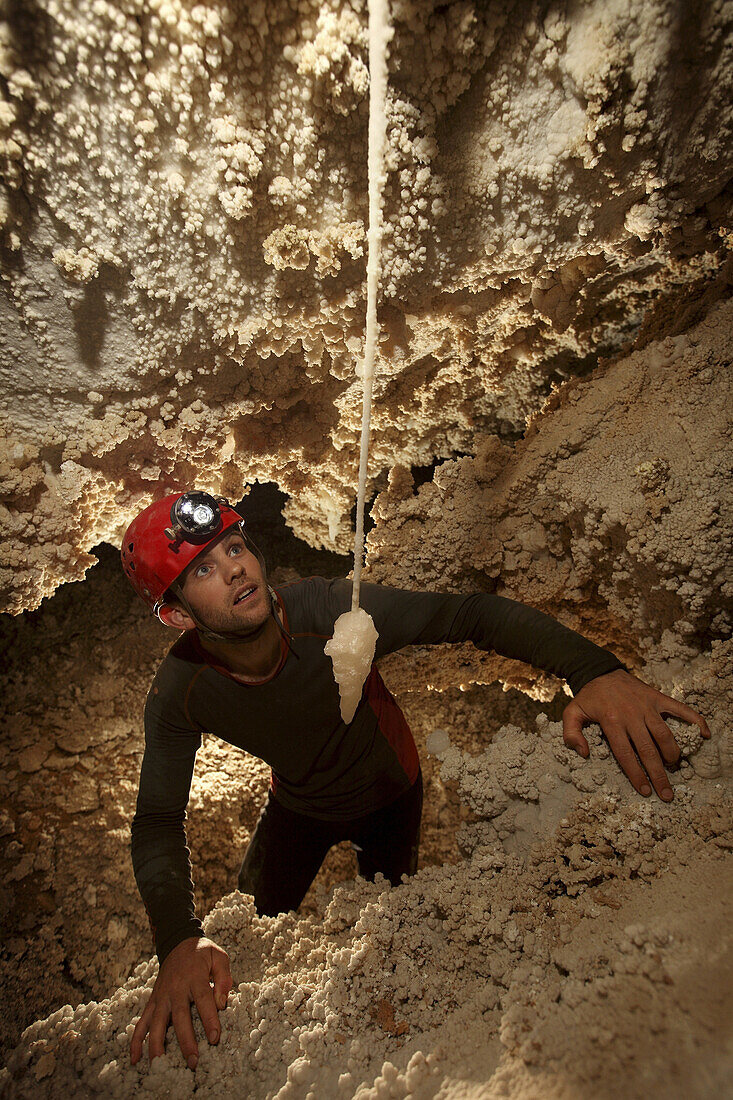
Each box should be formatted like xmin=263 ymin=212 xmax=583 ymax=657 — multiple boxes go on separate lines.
xmin=238 ymin=771 xmax=423 ymax=916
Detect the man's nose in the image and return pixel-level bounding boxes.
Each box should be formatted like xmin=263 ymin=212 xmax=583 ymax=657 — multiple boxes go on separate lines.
xmin=223 ymin=554 xmax=245 ymax=582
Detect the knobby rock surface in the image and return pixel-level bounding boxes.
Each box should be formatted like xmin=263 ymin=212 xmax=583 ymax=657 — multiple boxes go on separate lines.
xmin=1 ymin=1 xmax=732 ymax=1097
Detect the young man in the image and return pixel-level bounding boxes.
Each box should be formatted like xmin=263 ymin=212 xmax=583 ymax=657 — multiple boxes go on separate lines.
xmin=122 ymin=490 xmax=711 ymax=1073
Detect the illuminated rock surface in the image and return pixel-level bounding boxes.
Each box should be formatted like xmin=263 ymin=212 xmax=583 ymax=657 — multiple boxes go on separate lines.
xmin=1 ymin=0 xmax=732 ymax=1096
xmin=2 ymin=0 xmax=731 ymax=612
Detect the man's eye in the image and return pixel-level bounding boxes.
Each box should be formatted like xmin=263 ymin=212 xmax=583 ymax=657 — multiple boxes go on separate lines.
xmin=229 ymin=544 xmax=242 ymax=555
xmin=195 ymin=565 xmax=210 ymax=578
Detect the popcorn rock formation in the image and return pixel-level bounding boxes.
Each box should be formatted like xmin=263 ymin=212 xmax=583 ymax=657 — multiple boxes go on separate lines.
xmin=1 ymin=0 xmax=732 ymax=1097
xmin=1 ymin=0 xmax=732 ymax=611
xmin=368 ymin=296 xmax=733 ymax=693
xmin=4 ymin=706 xmax=732 ymax=1098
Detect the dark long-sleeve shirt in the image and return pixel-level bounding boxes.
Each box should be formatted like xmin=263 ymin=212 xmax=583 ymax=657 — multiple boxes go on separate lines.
xmin=131 ymin=577 xmax=625 ymax=961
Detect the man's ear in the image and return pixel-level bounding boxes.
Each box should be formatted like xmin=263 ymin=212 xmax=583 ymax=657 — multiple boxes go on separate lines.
xmin=158 ymin=602 xmax=195 ymax=631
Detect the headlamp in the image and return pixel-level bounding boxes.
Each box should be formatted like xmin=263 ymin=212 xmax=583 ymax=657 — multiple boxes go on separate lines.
xmin=165 ymin=491 xmax=227 ymax=544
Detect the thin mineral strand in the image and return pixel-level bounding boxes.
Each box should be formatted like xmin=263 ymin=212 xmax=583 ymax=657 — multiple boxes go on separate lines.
xmin=325 ymin=0 xmax=391 ymax=723
xmin=351 ymin=0 xmax=390 ymax=612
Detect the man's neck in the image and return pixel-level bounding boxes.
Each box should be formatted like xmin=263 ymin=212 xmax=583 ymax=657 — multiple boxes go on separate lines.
xmin=197 ymin=607 xmax=284 ymax=681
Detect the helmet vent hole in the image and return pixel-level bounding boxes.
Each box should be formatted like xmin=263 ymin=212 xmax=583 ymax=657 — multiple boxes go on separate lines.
xmin=128 ymin=542 xmax=134 ymax=551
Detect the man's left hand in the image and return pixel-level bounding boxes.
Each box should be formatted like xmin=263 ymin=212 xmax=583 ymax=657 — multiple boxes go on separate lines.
xmin=562 ymin=668 xmax=712 ymax=802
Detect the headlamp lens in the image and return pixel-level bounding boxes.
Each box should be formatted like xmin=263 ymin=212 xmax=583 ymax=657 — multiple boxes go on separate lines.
xmin=171 ymin=491 xmax=224 ymax=542
xmin=192 ymin=503 xmax=214 ymax=527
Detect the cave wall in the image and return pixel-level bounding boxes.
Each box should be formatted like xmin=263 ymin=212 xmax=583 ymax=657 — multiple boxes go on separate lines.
xmin=1 ymin=0 xmax=732 ymax=1096
xmin=0 ymin=526 xmax=562 ymax=1067
xmin=2 ymin=304 xmax=732 ymax=1096
xmin=1 ymin=0 xmax=732 ymax=613
xmin=370 ymin=295 xmax=733 ymax=690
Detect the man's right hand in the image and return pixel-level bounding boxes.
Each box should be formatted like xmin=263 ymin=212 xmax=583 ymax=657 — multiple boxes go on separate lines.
xmin=130 ymin=936 xmax=233 ymax=1071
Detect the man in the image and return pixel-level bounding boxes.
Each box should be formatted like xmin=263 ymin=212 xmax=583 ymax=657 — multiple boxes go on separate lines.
xmin=122 ymin=490 xmax=711 ymax=1073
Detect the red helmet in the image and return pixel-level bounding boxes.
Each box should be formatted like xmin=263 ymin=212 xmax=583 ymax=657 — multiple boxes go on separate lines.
xmin=121 ymin=491 xmax=247 ymax=613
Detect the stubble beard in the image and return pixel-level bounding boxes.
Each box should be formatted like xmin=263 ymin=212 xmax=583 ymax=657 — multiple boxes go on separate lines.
xmin=191 ymin=584 xmax=274 ymax=640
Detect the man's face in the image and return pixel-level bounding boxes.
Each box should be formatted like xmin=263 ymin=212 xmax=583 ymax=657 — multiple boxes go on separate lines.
xmin=176 ymin=529 xmax=271 ymax=636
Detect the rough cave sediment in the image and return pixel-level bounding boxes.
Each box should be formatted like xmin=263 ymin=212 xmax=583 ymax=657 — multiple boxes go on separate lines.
xmin=1 ymin=0 xmax=732 ymax=1097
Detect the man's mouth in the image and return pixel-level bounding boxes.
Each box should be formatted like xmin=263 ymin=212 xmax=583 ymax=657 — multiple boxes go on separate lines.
xmin=233 ymin=585 xmax=257 ymax=606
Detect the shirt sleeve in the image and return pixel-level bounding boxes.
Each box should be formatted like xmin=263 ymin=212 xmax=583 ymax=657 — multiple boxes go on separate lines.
xmin=322 ymin=579 xmax=626 ymax=695
xmin=130 ymin=675 xmax=204 ymax=964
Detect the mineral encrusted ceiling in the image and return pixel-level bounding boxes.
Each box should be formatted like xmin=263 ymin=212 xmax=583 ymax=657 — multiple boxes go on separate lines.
xmin=1 ymin=0 xmax=732 ymax=613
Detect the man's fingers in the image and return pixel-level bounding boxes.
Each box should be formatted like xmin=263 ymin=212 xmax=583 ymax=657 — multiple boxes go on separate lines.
xmin=130 ymin=1003 xmax=152 ymax=1065
xmin=562 ymin=703 xmax=590 ymax=757
xmin=645 ymin=712 xmax=681 ymax=766
xmin=147 ymin=1002 xmax=172 ymax=1062
xmin=604 ymin=721 xmax=653 ymax=796
xmin=129 ymin=940 xmax=232 ymax=1071
xmin=192 ymin=982 xmax=222 ymax=1047
xmin=629 ymin=721 xmax=674 ymax=802
xmin=171 ymin=1004 xmax=200 ymax=1071
xmin=657 ymin=695 xmax=711 ymax=738
xmin=210 ymin=947 xmax=233 ymax=1012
